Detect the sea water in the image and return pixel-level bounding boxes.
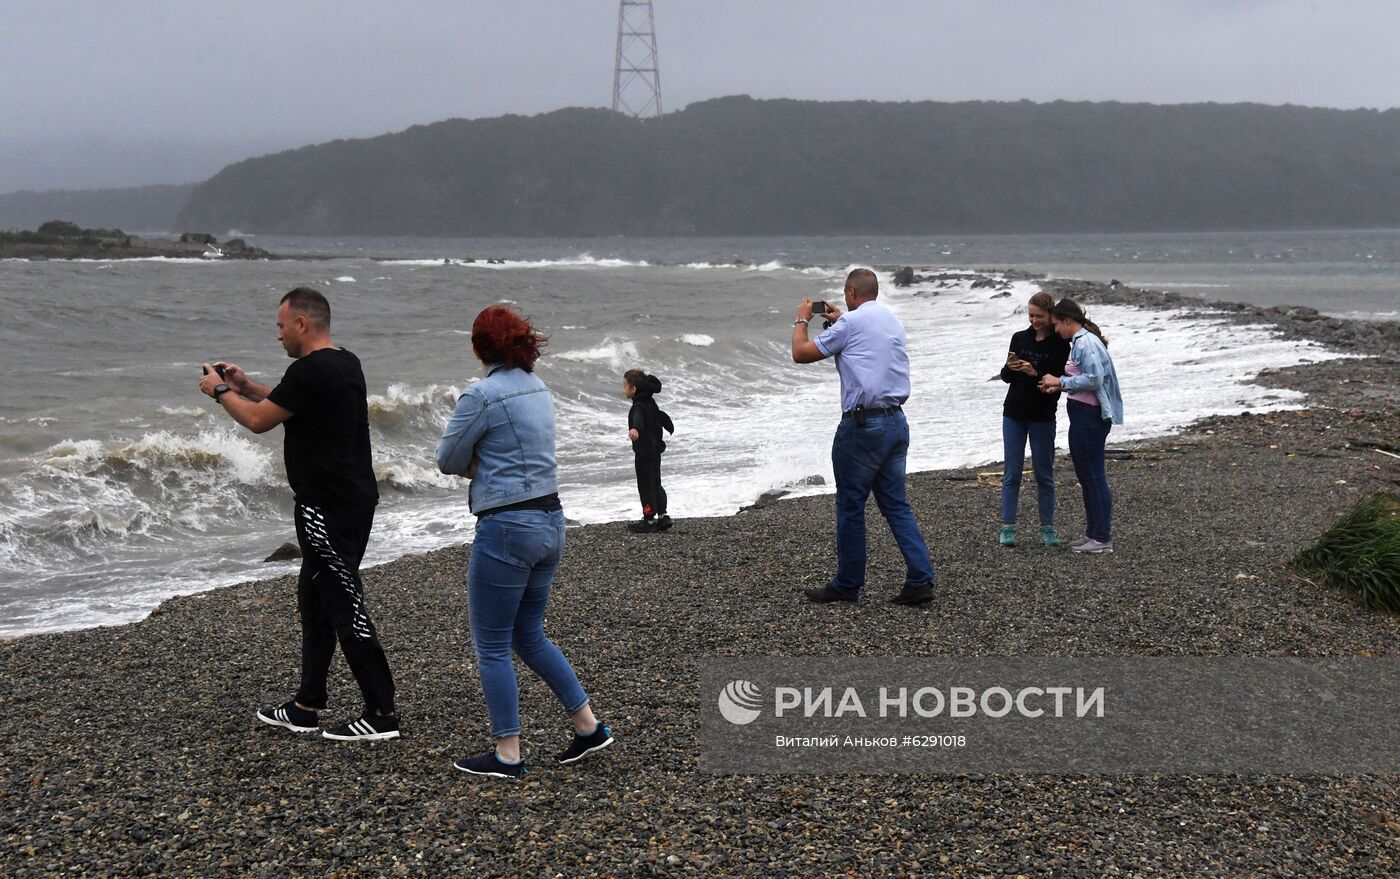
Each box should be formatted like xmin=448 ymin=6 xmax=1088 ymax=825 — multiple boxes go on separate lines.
xmin=2 ymin=231 xmax=1392 ymax=636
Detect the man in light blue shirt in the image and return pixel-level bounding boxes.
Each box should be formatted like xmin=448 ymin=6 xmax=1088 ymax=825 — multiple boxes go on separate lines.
xmin=791 ymin=268 xmax=935 ymax=606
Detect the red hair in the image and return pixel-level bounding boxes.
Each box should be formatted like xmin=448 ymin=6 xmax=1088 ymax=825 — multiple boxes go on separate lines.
xmin=471 ymin=304 xmax=546 ymax=371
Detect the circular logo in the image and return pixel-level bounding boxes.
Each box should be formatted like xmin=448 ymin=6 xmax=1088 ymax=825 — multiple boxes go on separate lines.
xmin=717 ymin=679 xmax=763 ymax=725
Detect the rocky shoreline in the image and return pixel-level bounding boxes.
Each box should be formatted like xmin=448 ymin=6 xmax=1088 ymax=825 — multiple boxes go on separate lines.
xmin=889 ymin=265 xmax=1400 ymax=356
xmin=2 ymin=284 xmax=1398 ymax=876
xmin=1040 ymin=275 xmax=1400 ymax=356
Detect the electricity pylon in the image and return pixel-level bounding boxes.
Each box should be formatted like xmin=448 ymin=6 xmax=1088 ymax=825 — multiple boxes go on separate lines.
xmin=612 ymin=0 xmax=662 ymax=118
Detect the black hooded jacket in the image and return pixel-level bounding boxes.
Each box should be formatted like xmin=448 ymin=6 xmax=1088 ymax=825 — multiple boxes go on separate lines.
xmin=628 ymin=374 xmax=674 ymax=455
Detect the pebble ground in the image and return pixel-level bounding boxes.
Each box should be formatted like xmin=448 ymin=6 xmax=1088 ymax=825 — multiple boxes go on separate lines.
xmin=2 ymin=338 xmax=1397 ymax=877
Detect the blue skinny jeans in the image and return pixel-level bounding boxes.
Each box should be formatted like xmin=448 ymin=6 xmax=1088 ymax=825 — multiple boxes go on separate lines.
xmin=1066 ymin=400 xmax=1113 ymax=542
xmin=467 ymin=508 xmax=589 ymax=739
xmin=1000 ymin=416 xmax=1057 ymax=527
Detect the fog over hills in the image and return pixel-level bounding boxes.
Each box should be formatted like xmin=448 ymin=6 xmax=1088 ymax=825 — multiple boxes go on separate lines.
xmin=0 ymin=185 xmax=196 ymax=235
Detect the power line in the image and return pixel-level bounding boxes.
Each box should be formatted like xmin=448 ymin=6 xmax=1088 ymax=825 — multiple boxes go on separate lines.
xmin=612 ymin=0 xmax=662 ymax=118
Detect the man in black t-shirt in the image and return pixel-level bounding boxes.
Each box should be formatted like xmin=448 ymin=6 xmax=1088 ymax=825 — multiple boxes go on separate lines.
xmin=198 ymin=286 xmax=398 ymax=742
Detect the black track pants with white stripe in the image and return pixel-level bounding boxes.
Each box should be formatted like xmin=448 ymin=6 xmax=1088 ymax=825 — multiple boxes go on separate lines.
xmin=293 ymin=503 xmax=396 ymax=715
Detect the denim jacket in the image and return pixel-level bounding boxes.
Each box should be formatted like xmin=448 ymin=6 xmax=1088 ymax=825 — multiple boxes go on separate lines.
xmin=1058 ymin=328 xmax=1125 ymax=425
xmin=435 ymin=365 xmax=558 ymax=514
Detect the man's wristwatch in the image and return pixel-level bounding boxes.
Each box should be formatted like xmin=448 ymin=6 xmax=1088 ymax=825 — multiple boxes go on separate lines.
xmin=793 ymin=318 xmax=808 ymax=327
xmin=213 ymin=383 xmax=232 ymax=400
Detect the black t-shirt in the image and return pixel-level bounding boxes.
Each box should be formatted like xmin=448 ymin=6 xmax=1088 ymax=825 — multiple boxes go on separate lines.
xmin=1000 ymin=328 xmax=1071 ymax=423
xmin=267 ymin=348 xmax=379 ymax=510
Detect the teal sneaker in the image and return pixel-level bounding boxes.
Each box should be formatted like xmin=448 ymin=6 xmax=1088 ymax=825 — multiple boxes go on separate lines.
xmin=998 ymin=525 xmax=1016 ymax=547
xmin=1040 ymin=527 xmax=1061 ymax=547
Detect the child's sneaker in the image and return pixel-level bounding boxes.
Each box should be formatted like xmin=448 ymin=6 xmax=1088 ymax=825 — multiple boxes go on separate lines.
xmin=322 ymin=713 xmax=400 ymax=741
xmin=453 ymin=751 xmax=526 ymax=779
xmin=655 ymin=515 xmax=673 ymax=532
xmin=627 ymin=518 xmax=658 ymax=533
xmin=256 ymin=700 xmax=318 ymax=733
xmin=998 ymin=525 xmax=1015 ymax=547
xmin=557 ymin=724 xmax=614 ymax=765
xmin=1040 ymin=526 xmax=1061 ymax=547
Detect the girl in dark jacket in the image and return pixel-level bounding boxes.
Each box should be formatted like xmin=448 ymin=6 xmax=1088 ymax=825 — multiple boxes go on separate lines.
xmin=998 ymin=291 xmax=1070 ymax=547
xmin=623 ymin=369 xmax=674 ymax=533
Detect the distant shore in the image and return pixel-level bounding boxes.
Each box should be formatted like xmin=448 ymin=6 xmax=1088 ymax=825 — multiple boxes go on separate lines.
xmin=0 ymin=221 xmax=273 ymax=261
xmin=1 ymin=274 xmax=1397 ymax=874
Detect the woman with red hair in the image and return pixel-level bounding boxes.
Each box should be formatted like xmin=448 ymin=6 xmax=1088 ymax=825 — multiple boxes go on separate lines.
xmin=436 ymin=305 xmax=612 ymax=778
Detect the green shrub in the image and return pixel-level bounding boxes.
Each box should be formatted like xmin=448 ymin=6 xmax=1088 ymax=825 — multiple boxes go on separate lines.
xmin=36 ymin=220 xmax=83 ymax=237
xmin=1292 ymin=493 xmax=1400 ymax=613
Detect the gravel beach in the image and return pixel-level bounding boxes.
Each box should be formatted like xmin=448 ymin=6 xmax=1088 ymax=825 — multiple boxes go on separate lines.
xmin=2 ymin=284 xmax=1398 ymax=877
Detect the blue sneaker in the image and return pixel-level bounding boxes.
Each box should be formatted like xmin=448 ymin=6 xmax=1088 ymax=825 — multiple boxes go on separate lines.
xmin=557 ymin=724 xmax=614 ymax=765
xmin=998 ymin=525 xmax=1016 ymax=547
xmin=453 ymin=750 xmax=526 ymax=779
xmin=1040 ymin=526 xmax=1061 ymax=547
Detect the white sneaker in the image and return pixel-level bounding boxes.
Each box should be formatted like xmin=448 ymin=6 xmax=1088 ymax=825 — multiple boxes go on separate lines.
xmin=1070 ymin=538 xmax=1114 ymax=554
xmin=1066 ymin=535 xmax=1093 ymax=548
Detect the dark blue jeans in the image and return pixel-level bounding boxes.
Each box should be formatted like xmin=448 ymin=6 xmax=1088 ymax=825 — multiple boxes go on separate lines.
xmin=467 ymin=508 xmax=589 ymax=739
xmin=1066 ymin=400 xmax=1113 ymax=542
xmin=1000 ymin=416 xmax=1057 ymax=527
xmin=831 ymin=411 xmax=935 ymax=597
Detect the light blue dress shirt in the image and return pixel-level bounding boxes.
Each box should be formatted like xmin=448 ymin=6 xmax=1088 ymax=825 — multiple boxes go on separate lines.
xmin=814 ymin=299 xmax=912 ymax=413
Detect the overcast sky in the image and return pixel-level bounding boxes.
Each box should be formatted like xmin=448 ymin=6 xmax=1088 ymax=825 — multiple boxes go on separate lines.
xmin=2 ymin=0 xmax=1395 ymax=192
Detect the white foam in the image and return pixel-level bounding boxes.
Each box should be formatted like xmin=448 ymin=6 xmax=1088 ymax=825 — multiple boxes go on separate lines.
xmin=375 ymin=458 xmax=461 ymax=492
xmin=680 ymin=334 xmax=716 ymax=347
xmin=546 ymin=270 xmax=1350 ymax=526
xmin=334 ymin=275 xmax=356 ymax=283
xmin=157 ymin=405 xmax=209 ymax=418
xmin=367 ymin=382 xmax=460 ymax=433
xmin=377 ymin=255 xmax=650 ymax=270
xmin=41 ymin=429 xmax=276 ymax=487
xmin=554 ymin=338 xmax=640 ymax=367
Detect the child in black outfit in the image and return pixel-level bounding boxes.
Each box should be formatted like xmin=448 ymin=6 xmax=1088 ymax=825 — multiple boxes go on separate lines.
xmin=624 ymin=369 xmax=674 ymax=533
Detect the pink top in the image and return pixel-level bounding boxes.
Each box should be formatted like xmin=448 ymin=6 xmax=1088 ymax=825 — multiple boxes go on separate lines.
xmin=1063 ymin=353 xmax=1099 ymax=406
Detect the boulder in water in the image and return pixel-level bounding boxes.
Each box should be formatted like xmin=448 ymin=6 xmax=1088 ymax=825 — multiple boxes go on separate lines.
xmin=264 ymin=542 xmax=301 ymax=562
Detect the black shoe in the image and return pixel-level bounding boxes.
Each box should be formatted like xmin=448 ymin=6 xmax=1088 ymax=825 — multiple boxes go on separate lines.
xmin=453 ymin=751 xmax=526 ymax=779
xmin=557 ymin=723 xmax=614 ymax=765
xmin=627 ymin=518 xmax=658 ymax=533
xmin=804 ymin=585 xmax=857 ymax=603
xmin=654 ymin=515 xmax=673 ymax=531
xmin=322 ymin=713 xmax=400 ymax=741
xmin=256 ymin=700 xmax=318 ymax=733
xmin=889 ymin=583 xmax=934 ymax=606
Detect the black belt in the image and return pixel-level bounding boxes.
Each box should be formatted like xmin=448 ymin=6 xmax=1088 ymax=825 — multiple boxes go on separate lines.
xmin=476 ymin=493 xmax=562 ymax=518
xmin=842 ymin=405 xmax=902 ymax=420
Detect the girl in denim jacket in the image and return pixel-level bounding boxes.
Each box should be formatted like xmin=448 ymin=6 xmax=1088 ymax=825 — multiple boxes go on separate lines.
xmin=1038 ymin=298 xmax=1124 ymax=554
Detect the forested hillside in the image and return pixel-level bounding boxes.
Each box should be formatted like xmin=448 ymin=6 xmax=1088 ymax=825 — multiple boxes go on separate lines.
xmin=176 ymin=97 xmax=1400 ymax=236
